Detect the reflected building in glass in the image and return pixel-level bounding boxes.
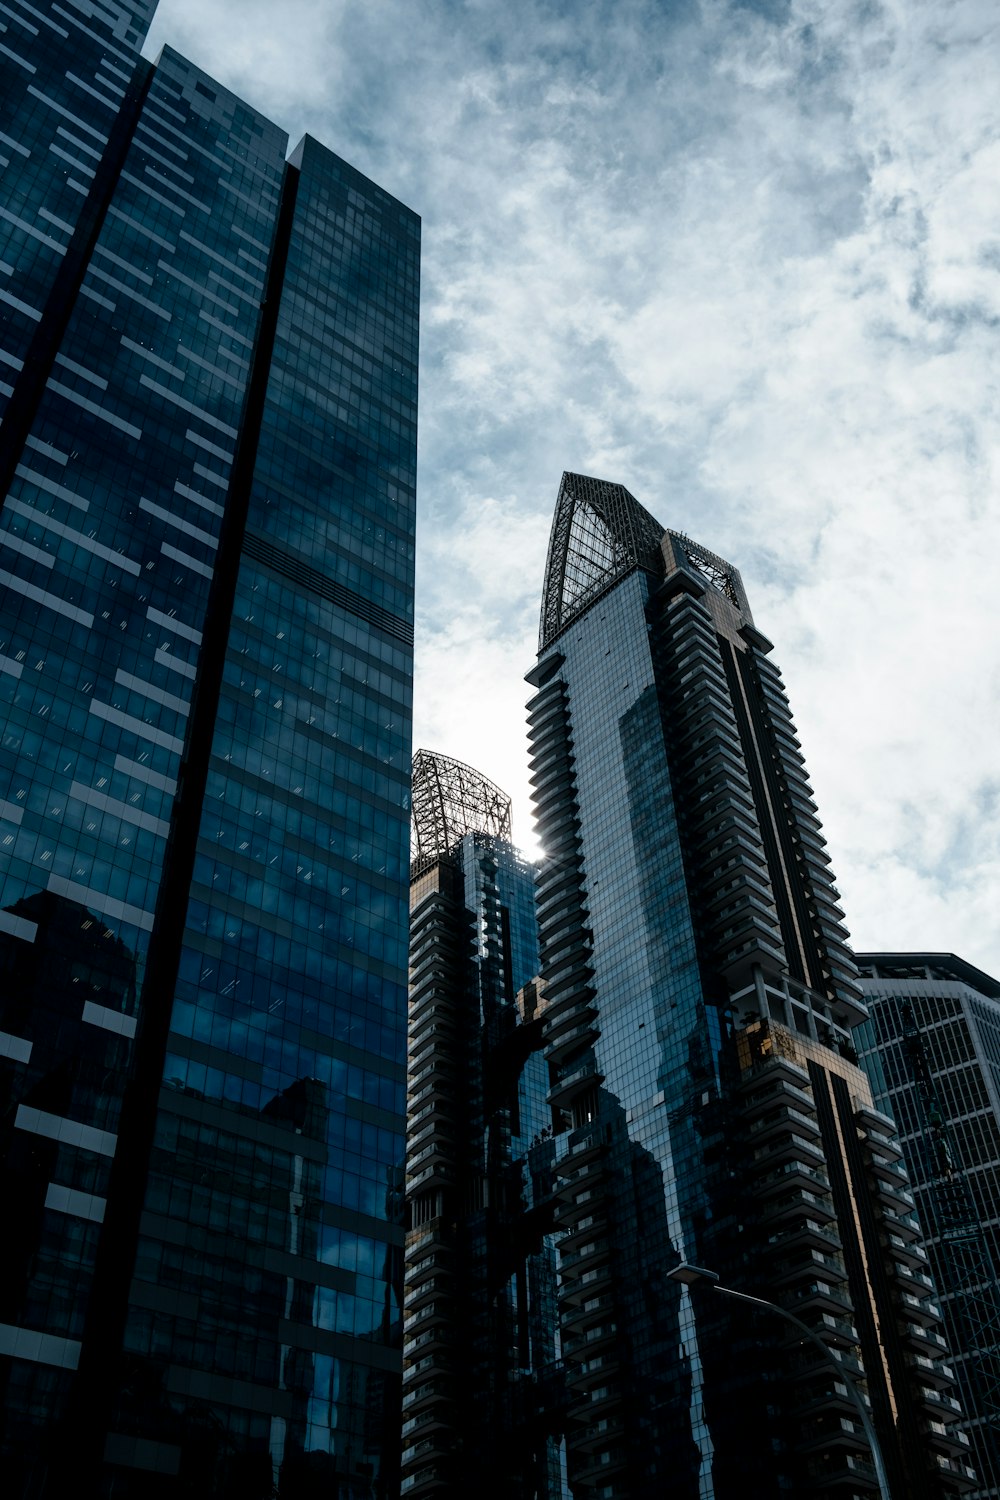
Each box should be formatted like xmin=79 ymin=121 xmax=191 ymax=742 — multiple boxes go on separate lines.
xmin=0 ymin=2 xmax=418 ymax=1495
xmin=402 ymin=750 xmax=566 ymax=1498
xmin=526 ymin=474 xmax=972 ymax=1498
xmin=854 ymin=954 xmax=1000 ymax=1500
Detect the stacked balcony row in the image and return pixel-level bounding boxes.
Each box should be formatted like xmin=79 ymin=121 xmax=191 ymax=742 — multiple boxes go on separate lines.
xmin=653 ymin=586 xmax=787 ymax=983
xmin=746 ymin=649 xmax=864 ymax=1014
xmin=401 ymin=881 xmax=470 ymax=1494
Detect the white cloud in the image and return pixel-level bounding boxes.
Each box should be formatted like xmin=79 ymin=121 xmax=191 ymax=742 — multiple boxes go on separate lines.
xmin=147 ymin=0 xmax=1000 ymax=972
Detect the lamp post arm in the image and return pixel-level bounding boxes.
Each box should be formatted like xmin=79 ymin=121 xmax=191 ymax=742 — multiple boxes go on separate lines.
xmin=709 ymin=1282 xmax=892 ymax=1500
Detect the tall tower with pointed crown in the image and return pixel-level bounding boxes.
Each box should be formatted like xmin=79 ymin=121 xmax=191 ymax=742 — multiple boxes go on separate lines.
xmin=525 ymin=473 xmax=971 ymax=1499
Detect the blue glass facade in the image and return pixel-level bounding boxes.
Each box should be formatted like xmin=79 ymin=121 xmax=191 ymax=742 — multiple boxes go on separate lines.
xmin=0 ymin=0 xmax=156 ymax=429
xmin=854 ymin=954 xmax=1000 ymax=1499
xmin=0 ymin=7 xmax=417 ymax=1496
xmin=526 ymin=474 xmax=970 ymax=1499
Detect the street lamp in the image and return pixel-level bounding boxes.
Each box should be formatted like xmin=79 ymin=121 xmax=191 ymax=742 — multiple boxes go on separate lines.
xmin=668 ymin=1262 xmax=891 ymax=1500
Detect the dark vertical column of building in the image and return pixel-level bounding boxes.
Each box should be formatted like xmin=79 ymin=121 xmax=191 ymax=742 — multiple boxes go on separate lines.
xmin=461 ymin=833 xmax=554 ymax=1490
xmin=0 ymin=20 xmax=420 ymax=1497
xmin=402 ymin=754 xmax=559 ymax=1498
xmin=0 ymin=41 xmax=290 ymax=1494
xmin=47 ymin=139 xmax=301 ymax=1496
xmin=404 ymin=857 xmax=474 ymax=1494
xmin=100 ymin=136 xmax=418 ymax=1498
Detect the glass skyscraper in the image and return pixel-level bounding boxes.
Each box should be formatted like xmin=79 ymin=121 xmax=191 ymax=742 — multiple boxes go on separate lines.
xmin=402 ymin=750 xmax=566 ymax=1498
xmin=525 ymin=474 xmax=971 ymax=1498
xmin=855 ymin=953 xmax=1000 ymax=1500
xmin=0 ymin=3 xmax=418 ymax=1495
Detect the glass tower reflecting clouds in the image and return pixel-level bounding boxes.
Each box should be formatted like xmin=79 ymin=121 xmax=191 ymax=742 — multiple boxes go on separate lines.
xmin=855 ymin=954 xmax=1000 ymax=1500
xmin=0 ymin=3 xmax=418 ymax=1495
xmin=526 ymin=474 xmax=971 ymax=1499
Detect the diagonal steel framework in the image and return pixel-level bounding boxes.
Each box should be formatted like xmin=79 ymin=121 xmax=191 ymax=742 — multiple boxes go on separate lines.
xmin=539 ymin=472 xmax=665 ymax=650
xmin=411 ymin=748 xmax=512 ymax=870
xmin=669 ymin=530 xmax=750 ymax=615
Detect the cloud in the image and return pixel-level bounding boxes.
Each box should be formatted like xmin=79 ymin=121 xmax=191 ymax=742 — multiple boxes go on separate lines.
xmin=147 ymin=0 xmax=1000 ymax=971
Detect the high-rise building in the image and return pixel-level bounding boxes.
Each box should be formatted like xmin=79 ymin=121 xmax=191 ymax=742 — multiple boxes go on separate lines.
xmin=0 ymin=4 xmax=419 ymax=1495
xmin=525 ymin=473 xmax=972 ymax=1498
xmin=854 ymin=953 xmax=1000 ymax=1500
xmin=402 ymin=750 xmax=566 ymax=1497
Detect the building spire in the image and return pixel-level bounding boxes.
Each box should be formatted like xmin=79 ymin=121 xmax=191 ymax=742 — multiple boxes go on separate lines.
xmin=538 ymin=472 xmax=665 ymax=650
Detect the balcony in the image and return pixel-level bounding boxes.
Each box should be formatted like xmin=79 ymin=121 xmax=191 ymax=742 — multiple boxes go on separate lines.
xmin=736 ymin=1047 xmax=811 ymax=1094
xmin=897 ymin=1290 xmax=942 ymax=1326
xmin=404 ymin=1350 xmax=455 ymax=1383
xmin=575 ymin=1413 xmax=625 ymax=1455
xmin=867 ymin=1150 xmax=909 ymax=1188
xmin=560 ymin=1261 xmax=615 ymax=1305
xmin=752 ymin=1131 xmax=827 ymax=1170
xmin=406 ymin=1160 xmax=456 ymax=1193
xmin=755 ymin=1160 xmax=832 ymax=1200
xmin=401 ymin=1379 xmax=452 ymax=1415
xmin=797 ymin=1415 xmax=865 ymax=1453
xmin=563 ymin=1321 xmax=619 ymax=1362
xmin=548 ymin=1058 xmax=604 ymax=1108
xmin=758 ymin=1185 xmax=835 ymax=1227
xmin=555 ymin=1157 xmax=608 ymax=1198
xmin=555 ymin=1188 xmax=600 ymax=1229
xmin=740 ymin=1074 xmax=815 ymax=1122
xmin=570 ymin=1445 xmax=628 ymax=1488
xmin=401 ymin=1405 xmax=452 ymax=1441
xmin=407 ymin=1116 xmax=453 ymax=1155
xmin=408 ymin=1056 xmax=458 ymax=1092
xmin=785 ymin=1279 xmax=853 ymax=1318
xmin=789 ymin=1378 xmax=856 ymax=1420
xmin=918 ymin=1384 xmax=963 ymax=1416
xmin=805 ymin=1452 xmax=878 ymax=1492
xmin=560 ymin=1214 xmax=608 ymax=1254
xmin=406 ymin=1084 xmax=454 ymax=1123
xmin=559 ymin=1122 xmax=608 ymax=1168
xmin=905 ymin=1322 xmax=949 ymax=1354
xmin=400 ymin=1464 xmax=449 ymax=1495
xmin=564 ymin=1347 xmax=621 ymax=1393
xmin=764 ymin=1220 xmax=843 ymax=1259
xmin=403 ymin=1302 xmax=447 ymax=1337
xmin=561 ymin=1293 xmax=616 ymax=1334
xmin=540 ymin=983 xmax=597 ymax=1027
xmin=567 ymin=1381 xmax=622 ymax=1421
xmin=748 ymin=1105 xmax=821 ymax=1145
xmin=545 ymin=1019 xmax=601 ymax=1066
xmin=923 ymin=1419 xmax=972 ymax=1456
xmin=907 ymin=1353 xmax=955 ymax=1388
xmin=404 ymin=1274 xmax=454 ymax=1314
xmin=559 ymin=1237 xmax=612 ymax=1280
xmin=869 ymin=1174 xmax=915 ymax=1214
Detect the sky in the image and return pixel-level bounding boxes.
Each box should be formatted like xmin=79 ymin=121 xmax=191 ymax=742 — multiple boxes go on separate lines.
xmin=145 ymin=0 xmax=1000 ymax=976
